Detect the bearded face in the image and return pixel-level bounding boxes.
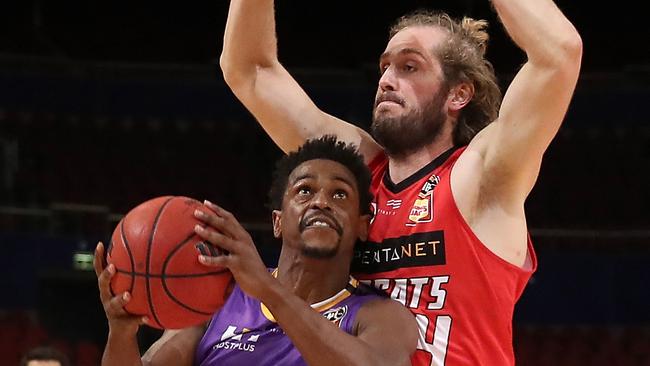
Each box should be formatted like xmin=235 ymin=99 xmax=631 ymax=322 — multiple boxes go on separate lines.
xmin=371 ymin=89 xmax=448 ymax=158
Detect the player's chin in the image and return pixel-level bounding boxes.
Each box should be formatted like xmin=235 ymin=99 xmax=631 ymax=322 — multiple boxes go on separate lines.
xmin=300 ymin=244 xmax=338 ymax=259
xmin=300 ymin=232 xmax=341 ymax=259
xmin=373 ymin=112 xmax=402 ymax=127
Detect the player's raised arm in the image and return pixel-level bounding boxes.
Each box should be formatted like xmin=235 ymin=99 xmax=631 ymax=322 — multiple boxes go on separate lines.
xmin=94 ymin=242 xmax=146 ymax=366
xmin=472 ymin=0 xmax=582 ymax=198
xmin=95 ymin=242 xmax=205 ymax=366
xmin=220 ymin=0 xmax=381 ymax=162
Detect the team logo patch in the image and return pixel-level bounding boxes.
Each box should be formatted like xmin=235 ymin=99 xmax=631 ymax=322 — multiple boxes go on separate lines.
xmin=322 ymin=305 xmax=348 ymax=327
xmin=406 ymin=174 xmax=439 ymax=226
xmin=407 ymin=196 xmax=432 ymax=225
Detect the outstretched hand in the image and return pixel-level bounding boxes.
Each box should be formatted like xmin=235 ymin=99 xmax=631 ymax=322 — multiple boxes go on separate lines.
xmin=94 ymin=242 xmax=147 ymax=336
xmin=193 ymin=200 xmax=276 ymax=301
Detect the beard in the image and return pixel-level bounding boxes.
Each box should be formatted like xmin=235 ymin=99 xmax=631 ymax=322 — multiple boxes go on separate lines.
xmin=371 ymin=93 xmax=447 ymax=159
xmin=300 ymin=242 xmax=340 ymax=259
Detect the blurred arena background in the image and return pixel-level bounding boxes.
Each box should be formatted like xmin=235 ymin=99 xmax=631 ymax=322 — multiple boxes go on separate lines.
xmin=0 ymin=1 xmax=648 ymax=365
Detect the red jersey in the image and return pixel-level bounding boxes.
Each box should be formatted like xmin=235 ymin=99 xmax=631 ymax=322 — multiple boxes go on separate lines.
xmin=352 ymin=147 xmax=536 ymax=366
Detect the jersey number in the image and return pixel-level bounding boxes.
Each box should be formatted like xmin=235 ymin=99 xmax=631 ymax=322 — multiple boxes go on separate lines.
xmin=415 ymin=314 xmax=452 ymax=366
xmin=414 ymin=276 xmax=451 ymax=366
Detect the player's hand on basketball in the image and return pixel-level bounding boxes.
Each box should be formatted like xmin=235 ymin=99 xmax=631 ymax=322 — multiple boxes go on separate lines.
xmin=94 ymin=242 xmax=148 ymax=335
xmin=193 ymin=200 xmax=274 ymax=299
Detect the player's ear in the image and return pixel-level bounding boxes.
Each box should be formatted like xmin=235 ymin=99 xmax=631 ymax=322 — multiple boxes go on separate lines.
xmin=271 ymin=210 xmax=282 ymax=238
xmin=357 ymin=214 xmax=371 ymax=242
xmin=448 ymin=82 xmax=474 ymax=112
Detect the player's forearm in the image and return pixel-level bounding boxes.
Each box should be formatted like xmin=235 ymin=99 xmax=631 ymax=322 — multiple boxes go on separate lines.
xmin=491 ymin=0 xmax=582 ymax=65
xmin=101 ymin=330 xmax=143 ymax=366
xmin=262 ymin=284 xmax=391 ymax=366
xmin=220 ymin=0 xmax=279 ymax=84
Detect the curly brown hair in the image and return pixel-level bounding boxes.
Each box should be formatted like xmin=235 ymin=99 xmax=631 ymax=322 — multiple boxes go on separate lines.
xmin=389 ymin=10 xmax=502 ymax=146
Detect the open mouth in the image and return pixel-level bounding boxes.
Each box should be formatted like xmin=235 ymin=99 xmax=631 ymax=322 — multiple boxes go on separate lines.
xmin=300 ymin=214 xmax=343 ymax=236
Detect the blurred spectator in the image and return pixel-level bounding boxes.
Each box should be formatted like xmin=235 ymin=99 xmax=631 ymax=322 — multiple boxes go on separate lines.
xmin=19 ymin=346 xmax=71 ymax=366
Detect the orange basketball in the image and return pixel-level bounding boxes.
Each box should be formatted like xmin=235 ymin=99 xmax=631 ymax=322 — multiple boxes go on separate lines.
xmin=106 ymin=196 xmax=232 ymax=329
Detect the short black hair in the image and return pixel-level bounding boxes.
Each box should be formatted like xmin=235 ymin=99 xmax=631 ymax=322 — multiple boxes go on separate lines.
xmin=269 ymin=135 xmax=373 ymax=215
xmin=20 ymin=346 xmax=71 ymax=366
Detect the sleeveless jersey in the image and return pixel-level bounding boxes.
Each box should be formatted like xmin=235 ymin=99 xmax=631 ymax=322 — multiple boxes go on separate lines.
xmin=194 ymin=275 xmax=381 ymax=366
xmin=351 ymin=147 xmax=537 ymax=366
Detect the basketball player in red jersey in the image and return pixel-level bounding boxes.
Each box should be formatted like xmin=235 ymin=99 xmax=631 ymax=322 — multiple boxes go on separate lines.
xmin=220 ymin=0 xmax=582 ymax=365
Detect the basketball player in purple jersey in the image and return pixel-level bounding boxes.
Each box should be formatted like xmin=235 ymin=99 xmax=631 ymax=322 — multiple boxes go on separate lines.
xmin=94 ymin=136 xmax=417 ymax=366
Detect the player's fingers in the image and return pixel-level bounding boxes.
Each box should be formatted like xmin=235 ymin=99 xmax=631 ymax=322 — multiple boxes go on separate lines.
xmin=202 ymin=200 xmax=249 ymax=239
xmin=194 ymin=224 xmax=236 ymax=253
xmin=203 ymin=199 xmax=230 ymax=217
xmin=106 ymin=291 xmax=131 ymax=316
xmin=193 ymin=207 xmax=238 ymax=240
xmin=198 ymin=253 xmax=229 ymax=268
xmin=97 ymin=263 xmax=116 ymax=304
xmin=93 ymin=242 xmax=105 ymax=277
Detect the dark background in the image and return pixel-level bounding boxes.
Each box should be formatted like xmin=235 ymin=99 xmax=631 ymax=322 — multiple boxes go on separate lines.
xmin=1 ymin=0 xmax=648 ymax=72
xmin=0 ymin=1 xmax=649 ymax=365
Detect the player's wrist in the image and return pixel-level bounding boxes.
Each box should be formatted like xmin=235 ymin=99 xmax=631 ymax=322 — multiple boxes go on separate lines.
xmin=255 ymin=275 xmax=287 ymax=309
xmin=107 ymin=321 xmax=140 ymax=338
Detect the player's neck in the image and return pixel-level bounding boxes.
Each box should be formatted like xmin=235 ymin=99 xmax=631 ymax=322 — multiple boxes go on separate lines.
xmin=275 ymin=252 xmax=351 ymax=305
xmin=387 ymin=137 xmax=454 ymax=184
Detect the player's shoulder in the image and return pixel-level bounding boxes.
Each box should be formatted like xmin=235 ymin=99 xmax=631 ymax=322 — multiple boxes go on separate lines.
xmin=348 ymin=279 xmax=412 ymax=320
xmin=350 ymin=281 xmax=399 ymax=314
xmin=354 ymin=289 xmax=415 ymax=336
xmin=351 ymin=281 xmax=388 ymax=298
xmin=352 ymin=283 xmax=407 ymax=316
xmin=462 ymin=121 xmax=497 ymax=158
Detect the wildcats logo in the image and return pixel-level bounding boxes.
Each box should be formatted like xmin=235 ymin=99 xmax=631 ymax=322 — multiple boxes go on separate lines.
xmin=406 ymin=174 xmax=439 ymax=226
xmin=352 ymin=231 xmax=445 ymax=273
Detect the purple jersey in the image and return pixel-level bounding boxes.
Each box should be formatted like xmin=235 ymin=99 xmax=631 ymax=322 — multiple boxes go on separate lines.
xmin=194 ymin=275 xmax=382 ymax=366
